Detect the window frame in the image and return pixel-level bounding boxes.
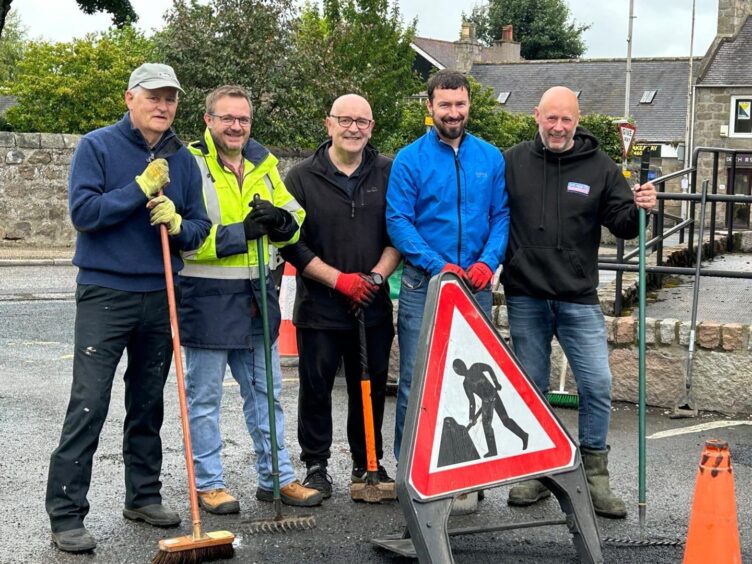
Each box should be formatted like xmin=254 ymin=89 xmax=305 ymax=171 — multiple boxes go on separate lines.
xmin=729 ymin=95 xmax=752 ymax=138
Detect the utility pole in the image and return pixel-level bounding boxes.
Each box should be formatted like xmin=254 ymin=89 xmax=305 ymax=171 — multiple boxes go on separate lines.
xmin=682 ymin=0 xmax=697 ymax=220
xmin=623 ymin=0 xmax=635 ymax=175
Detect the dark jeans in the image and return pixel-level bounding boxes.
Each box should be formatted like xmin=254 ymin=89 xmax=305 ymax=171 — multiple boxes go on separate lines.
xmin=46 ymin=284 xmax=172 ymax=533
xmin=297 ymin=318 xmax=394 ymax=468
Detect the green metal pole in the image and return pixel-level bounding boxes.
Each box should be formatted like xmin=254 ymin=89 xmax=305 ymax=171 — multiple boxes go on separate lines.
xmin=256 ymin=235 xmax=282 ymax=519
xmin=638 ymin=206 xmax=647 ymax=535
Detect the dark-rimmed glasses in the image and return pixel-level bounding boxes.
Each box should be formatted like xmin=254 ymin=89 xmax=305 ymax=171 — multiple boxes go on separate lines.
xmin=210 ymin=113 xmax=251 ymax=126
xmin=329 ymin=115 xmax=372 ymax=130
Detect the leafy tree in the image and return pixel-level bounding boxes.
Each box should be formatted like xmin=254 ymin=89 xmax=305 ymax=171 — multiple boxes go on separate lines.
xmin=153 ymin=0 xmax=296 ymax=143
xmin=0 ymin=9 xmax=27 ymax=85
xmin=4 ymin=26 xmax=155 ymax=133
xmin=467 ymin=0 xmax=589 ymax=60
xmin=285 ymin=0 xmax=421 ymax=149
xmin=0 ymin=0 xmax=137 ymax=38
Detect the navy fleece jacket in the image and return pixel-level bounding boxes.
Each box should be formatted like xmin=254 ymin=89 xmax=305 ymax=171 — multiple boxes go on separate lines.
xmin=69 ymin=113 xmax=210 ymax=291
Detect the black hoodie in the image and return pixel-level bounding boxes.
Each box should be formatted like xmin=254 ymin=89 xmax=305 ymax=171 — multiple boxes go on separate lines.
xmin=501 ymin=127 xmax=638 ymax=304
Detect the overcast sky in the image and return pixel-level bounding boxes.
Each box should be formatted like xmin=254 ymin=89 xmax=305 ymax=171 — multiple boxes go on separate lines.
xmin=12 ymin=0 xmax=719 ymax=59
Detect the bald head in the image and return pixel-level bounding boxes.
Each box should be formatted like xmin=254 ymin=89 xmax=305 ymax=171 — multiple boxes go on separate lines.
xmin=534 ymin=86 xmax=580 ymax=152
xmin=330 ymin=94 xmax=373 ymax=118
xmin=326 ymin=93 xmax=374 ymax=160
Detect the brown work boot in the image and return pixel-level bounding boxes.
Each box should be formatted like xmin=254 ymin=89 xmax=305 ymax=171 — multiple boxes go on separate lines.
xmin=256 ymin=480 xmax=324 ymax=507
xmin=197 ymin=489 xmax=240 ymax=515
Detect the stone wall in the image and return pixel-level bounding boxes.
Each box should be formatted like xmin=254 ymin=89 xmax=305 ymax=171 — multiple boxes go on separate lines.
xmin=492 ymin=305 xmax=752 ymax=415
xmin=0 ymin=131 xmax=306 ymax=247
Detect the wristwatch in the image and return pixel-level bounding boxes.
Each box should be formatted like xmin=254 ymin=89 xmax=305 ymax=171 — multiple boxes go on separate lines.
xmin=370 ymin=272 xmax=384 ymax=286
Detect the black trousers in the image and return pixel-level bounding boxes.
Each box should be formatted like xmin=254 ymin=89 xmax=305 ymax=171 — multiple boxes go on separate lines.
xmin=297 ymin=318 xmax=394 ymax=467
xmin=46 ymin=284 xmax=172 ymax=532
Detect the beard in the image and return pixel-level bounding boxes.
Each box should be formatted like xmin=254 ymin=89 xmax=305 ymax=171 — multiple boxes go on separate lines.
xmin=434 ymin=117 xmax=467 ymax=141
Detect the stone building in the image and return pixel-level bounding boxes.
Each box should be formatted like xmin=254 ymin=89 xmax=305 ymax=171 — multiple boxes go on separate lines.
xmin=692 ymin=0 xmax=752 ymax=230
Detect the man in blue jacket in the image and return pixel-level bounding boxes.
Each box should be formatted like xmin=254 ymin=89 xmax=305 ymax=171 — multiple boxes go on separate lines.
xmin=386 ymin=70 xmax=510 ymax=461
xmin=45 ymin=63 xmax=211 ymax=553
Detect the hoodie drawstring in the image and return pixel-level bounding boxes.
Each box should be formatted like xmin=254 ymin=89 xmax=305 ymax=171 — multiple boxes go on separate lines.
xmin=539 ymin=149 xmax=547 ymax=230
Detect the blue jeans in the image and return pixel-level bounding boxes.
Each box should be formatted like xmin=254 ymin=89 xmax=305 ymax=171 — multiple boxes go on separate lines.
xmin=184 ymin=340 xmax=295 ymax=492
xmin=394 ymin=265 xmax=492 ymax=460
xmin=506 ymin=295 xmax=612 ymax=450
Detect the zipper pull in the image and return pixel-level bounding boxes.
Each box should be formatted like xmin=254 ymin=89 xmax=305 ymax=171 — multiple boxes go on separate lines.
xmin=351 ymin=200 xmax=355 ymax=218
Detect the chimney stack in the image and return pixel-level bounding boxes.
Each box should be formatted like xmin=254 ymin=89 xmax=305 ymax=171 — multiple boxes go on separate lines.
xmin=501 ymin=25 xmax=514 ymax=42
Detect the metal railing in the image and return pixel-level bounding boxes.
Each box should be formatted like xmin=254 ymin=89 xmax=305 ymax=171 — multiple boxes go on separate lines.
xmin=600 ymin=147 xmax=752 ymax=316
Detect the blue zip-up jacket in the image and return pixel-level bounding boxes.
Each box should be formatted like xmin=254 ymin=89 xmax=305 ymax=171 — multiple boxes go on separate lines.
xmin=386 ymin=128 xmax=509 ymax=275
xmin=69 ymin=113 xmax=211 ymax=292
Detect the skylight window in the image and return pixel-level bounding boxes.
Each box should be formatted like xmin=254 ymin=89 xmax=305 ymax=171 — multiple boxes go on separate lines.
xmin=640 ymin=90 xmax=658 ymax=104
xmin=497 ymin=91 xmax=510 ymax=104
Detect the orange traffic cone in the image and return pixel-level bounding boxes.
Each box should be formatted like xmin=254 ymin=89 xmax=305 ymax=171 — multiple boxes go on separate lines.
xmin=278 ymin=261 xmax=298 ymax=358
xmin=683 ymin=439 xmax=741 ymax=564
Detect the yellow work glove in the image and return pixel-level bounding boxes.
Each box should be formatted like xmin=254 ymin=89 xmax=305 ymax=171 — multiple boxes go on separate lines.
xmin=148 ymin=195 xmax=182 ymax=236
xmin=135 ymin=158 xmax=170 ymax=199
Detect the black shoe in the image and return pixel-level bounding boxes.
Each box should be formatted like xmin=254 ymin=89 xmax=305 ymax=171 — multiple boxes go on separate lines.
xmin=303 ymin=463 xmax=332 ymax=499
xmin=351 ymin=463 xmax=394 ymax=484
xmin=123 ymin=504 xmax=181 ymax=527
xmin=51 ymin=528 xmax=97 ymax=553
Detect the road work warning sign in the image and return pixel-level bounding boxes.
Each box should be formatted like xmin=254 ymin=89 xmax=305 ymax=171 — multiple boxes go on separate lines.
xmin=407 ymin=278 xmax=576 ymax=499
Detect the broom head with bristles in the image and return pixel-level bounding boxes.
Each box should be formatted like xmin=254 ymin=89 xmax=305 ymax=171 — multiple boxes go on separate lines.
xmin=152 ymin=530 xmax=235 ymax=564
xmin=547 ymin=390 xmax=579 ymax=409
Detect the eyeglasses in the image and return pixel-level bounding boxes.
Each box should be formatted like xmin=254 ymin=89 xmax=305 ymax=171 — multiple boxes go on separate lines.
xmin=210 ymin=114 xmax=251 ymax=126
xmin=329 ymin=115 xmax=372 ymax=130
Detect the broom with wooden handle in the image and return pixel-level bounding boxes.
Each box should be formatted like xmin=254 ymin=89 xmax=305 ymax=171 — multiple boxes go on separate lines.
xmin=151 ymin=192 xmax=234 ymax=564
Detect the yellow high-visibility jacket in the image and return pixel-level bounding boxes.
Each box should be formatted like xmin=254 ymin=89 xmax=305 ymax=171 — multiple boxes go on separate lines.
xmin=178 ymin=130 xmax=305 ymax=348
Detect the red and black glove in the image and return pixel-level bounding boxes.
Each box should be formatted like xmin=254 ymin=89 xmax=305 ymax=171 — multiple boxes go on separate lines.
xmin=441 ymin=263 xmax=467 ymax=280
xmin=466 ymin=262 xmax=493 ymax=291
xmin=334 ymin=272 xmax=378 ymax=307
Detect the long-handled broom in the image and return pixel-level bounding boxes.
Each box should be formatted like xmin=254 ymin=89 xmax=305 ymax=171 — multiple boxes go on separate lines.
xmin=547 ymin=354 xmax=579 ymax=408
xmin=245 ymin=202 xmax=315 ymax=533
xmin=349 ymin=309 xmax=397 ymax=503
xmin=152 ymin=206 xmax=234 ymax=563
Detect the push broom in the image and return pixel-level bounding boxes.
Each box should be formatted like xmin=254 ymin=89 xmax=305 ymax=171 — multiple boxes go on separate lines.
xmin=152 ymin=198 xmax=234 ymax=563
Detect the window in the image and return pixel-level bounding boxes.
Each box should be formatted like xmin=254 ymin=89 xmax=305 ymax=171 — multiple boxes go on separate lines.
xmin=497 ymin=91 xmax=510 ymax=104
xmin=730 ymin=95 xmax=752 ymax=136
xmin=640 ymin=90 xmax=657 ymax=104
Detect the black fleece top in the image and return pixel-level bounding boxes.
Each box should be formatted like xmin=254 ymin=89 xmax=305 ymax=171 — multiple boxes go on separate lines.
xmin=280 ymin=141 xmax=393 ymax=329
xmin=501 ymin=127 xmax=639 ymax=304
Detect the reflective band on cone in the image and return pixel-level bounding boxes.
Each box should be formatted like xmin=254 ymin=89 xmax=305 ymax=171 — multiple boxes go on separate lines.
xmin=278 ymin=261 xmax=298 ymax=358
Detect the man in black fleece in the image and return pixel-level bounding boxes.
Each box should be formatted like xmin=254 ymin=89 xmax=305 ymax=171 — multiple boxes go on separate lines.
xmin=502 ymin=86 xmax=656 ymax=518
xmin=280 ymin=94 xmax=400 ymax=499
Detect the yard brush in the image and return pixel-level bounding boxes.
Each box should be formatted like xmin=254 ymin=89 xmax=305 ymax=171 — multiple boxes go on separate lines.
xmin=152 ymin=199 xmax=235 ymax=563
xmin=546 ymin=356 xmax=579 ymax=408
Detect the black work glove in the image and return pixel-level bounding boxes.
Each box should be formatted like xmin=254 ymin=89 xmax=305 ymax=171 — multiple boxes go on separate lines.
xmin=248 ymin=198 xmax=291 ymax=229
xmin=243 ymin=210 xmax=268 ymax=240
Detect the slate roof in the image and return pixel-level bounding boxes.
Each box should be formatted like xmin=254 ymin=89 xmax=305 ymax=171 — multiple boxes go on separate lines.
xmin=412 ymin=37 xmax=461 ymax=69
xmin=470 ymin=58 xmax=701 ymax=143
xmin=698 ymin=16 xmax=752 ymax=85
xmin=0 ymin=95 xmax=16 ymax=115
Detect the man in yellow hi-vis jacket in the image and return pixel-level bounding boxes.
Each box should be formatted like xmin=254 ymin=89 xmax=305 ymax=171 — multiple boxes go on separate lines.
xmin=179 ymin=85 xmax=322 ymax=514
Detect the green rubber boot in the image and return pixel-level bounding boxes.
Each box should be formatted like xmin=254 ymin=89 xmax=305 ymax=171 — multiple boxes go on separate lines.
xmin=507 ymin=479 xmax=551 ymax=506
xmin=581 ymin=446 xmax=627 ymax=519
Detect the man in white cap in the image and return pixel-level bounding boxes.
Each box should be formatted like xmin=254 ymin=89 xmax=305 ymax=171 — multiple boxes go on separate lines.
xmin=45 ymin=63 xmax=211 ymax=553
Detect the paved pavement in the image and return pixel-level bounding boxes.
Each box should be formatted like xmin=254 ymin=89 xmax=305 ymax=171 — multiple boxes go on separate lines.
xmin=1 ymin=271 xmax=751 ymax=563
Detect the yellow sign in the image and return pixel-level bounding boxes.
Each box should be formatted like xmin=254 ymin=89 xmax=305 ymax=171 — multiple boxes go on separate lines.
xmin=424 ymin=116 xmax=434 ymax=126
xmin=622 ymin=170 xmax=632 ymax=178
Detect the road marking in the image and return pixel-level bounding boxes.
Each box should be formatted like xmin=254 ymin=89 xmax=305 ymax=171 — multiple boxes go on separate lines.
xmin=222 ymin=378 xmax=298 ymax=387
xmin=648 ymin=420 xmax=752 ymax=439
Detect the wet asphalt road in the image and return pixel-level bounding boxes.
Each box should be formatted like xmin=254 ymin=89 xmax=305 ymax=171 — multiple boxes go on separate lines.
xmin=1 ymin=265 xmax=751 ymax=563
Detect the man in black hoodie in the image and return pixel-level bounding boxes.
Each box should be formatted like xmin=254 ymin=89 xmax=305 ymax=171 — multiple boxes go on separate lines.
xmin=502 ymin=86 xmax=655 ymax=518
xmin=281 ymin=94 xmax=400 ymax=499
